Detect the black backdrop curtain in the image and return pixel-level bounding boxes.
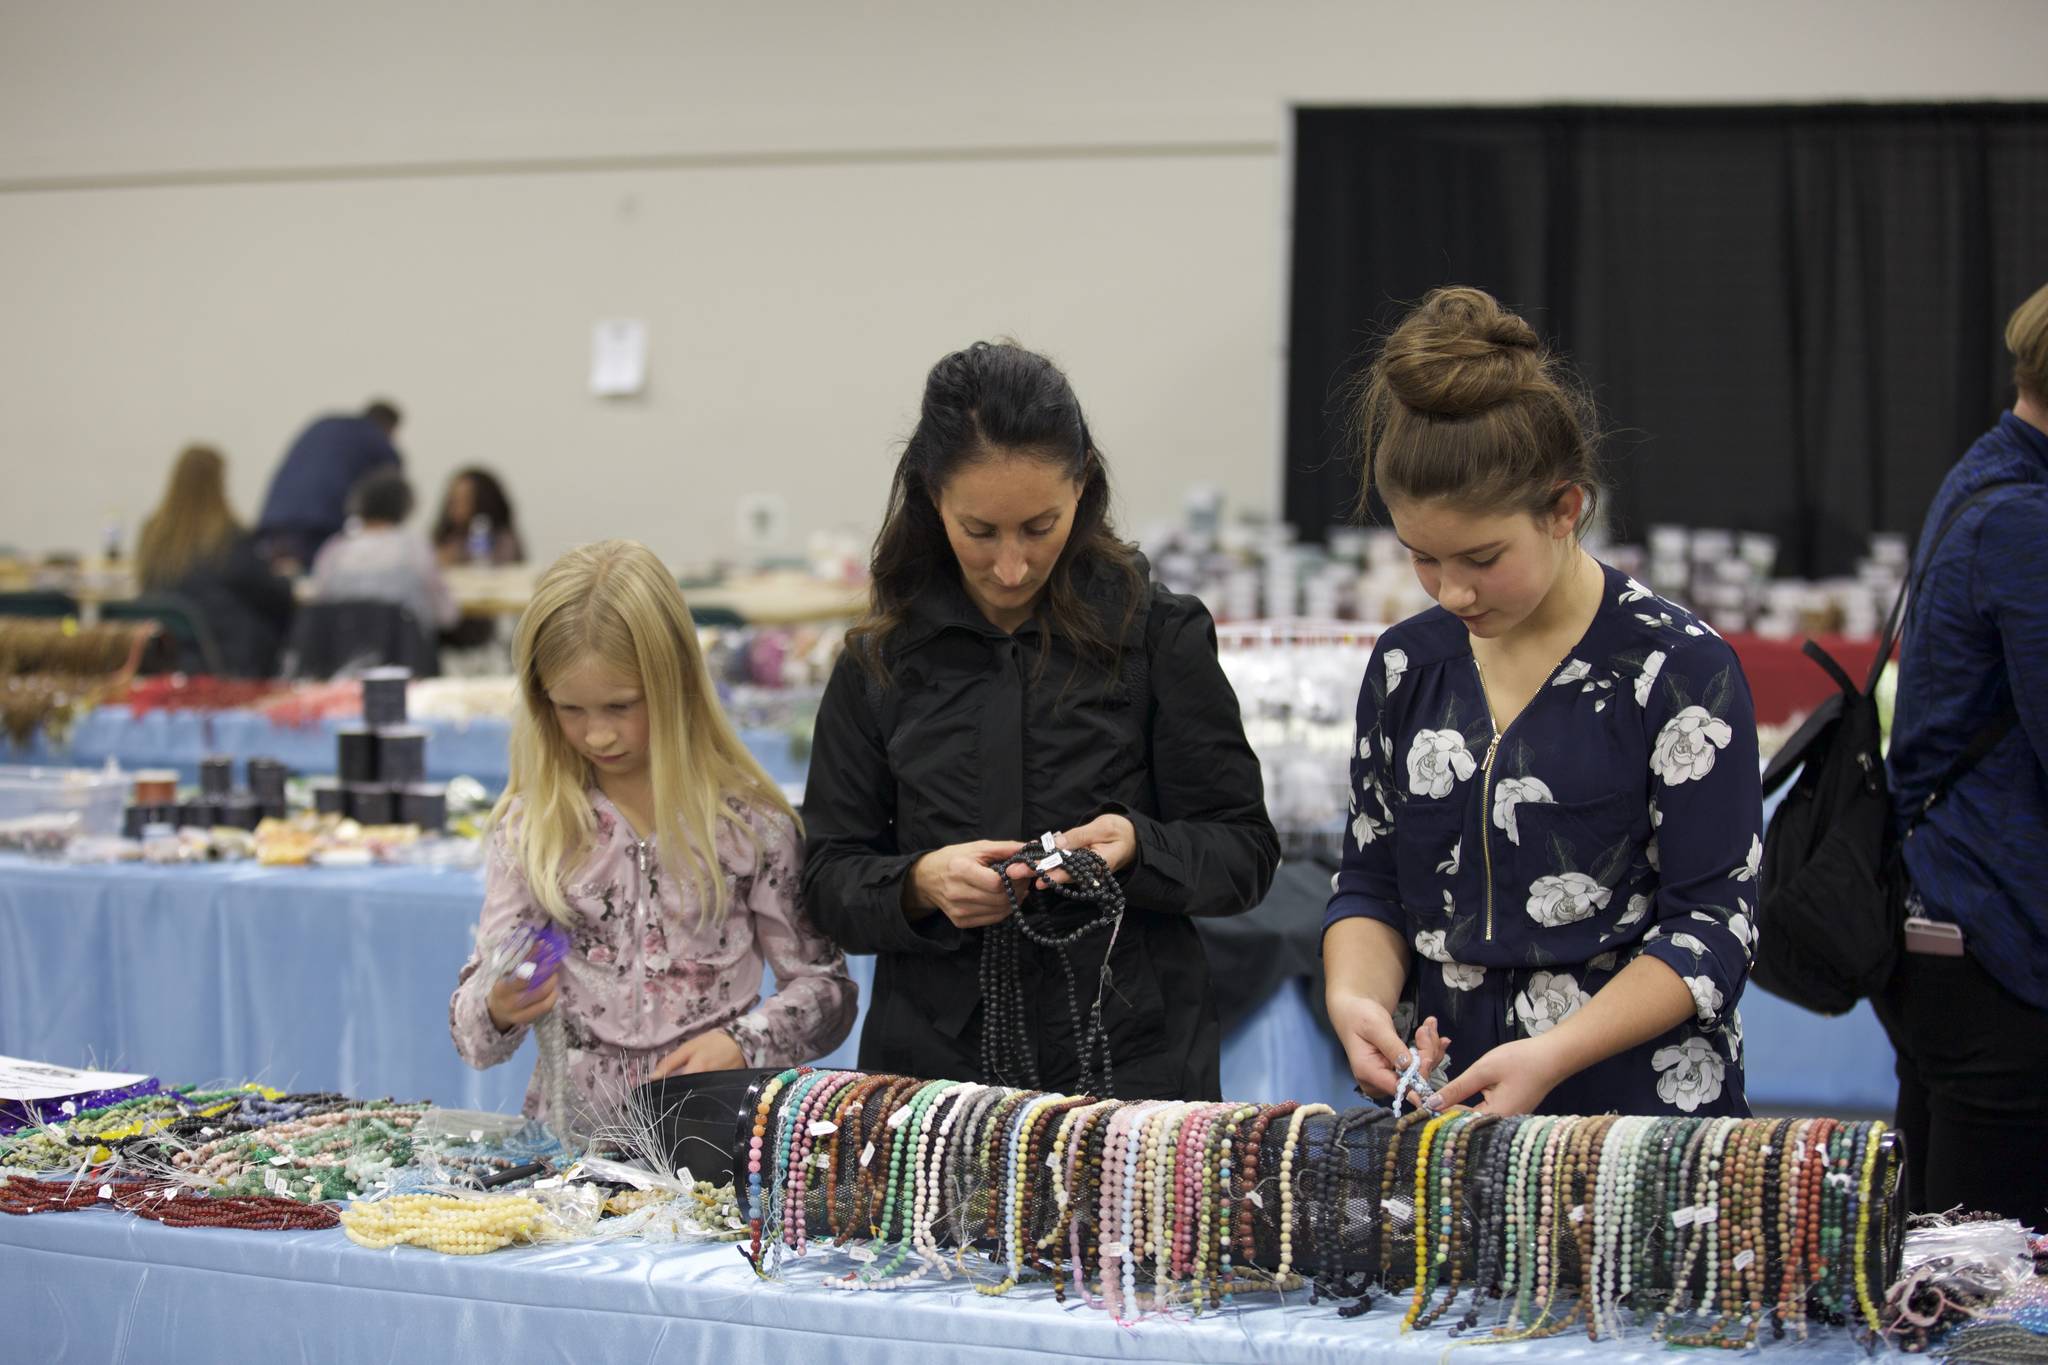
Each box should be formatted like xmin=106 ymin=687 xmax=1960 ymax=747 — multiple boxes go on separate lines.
xmin=1285 ymin=104 xmax=2048 ymax=575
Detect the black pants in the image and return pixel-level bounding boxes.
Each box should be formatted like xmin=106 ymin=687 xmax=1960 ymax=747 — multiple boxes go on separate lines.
xmin=1873 ymin=944 xmax=2048 ymax=1227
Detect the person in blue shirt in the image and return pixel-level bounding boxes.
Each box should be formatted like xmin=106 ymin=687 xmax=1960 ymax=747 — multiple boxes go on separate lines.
xmin=255 ymin=399 xmax=403 ymax=571
xmin=1323 ymin=287 xmax=1760 ymax=1118
xmin=1879 ymin=282 xmax=2048 ymax=1227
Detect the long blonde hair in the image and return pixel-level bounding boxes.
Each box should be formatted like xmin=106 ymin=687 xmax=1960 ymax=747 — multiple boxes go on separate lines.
xmin=135 ymin=445 xmax=240 ymax=589
xmin=493 ymin=539 xmax=798 ymax=926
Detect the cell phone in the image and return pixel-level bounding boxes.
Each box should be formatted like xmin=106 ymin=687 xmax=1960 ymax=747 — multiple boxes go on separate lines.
xmin=1902 ymin=915 xmax=1966 ymax=958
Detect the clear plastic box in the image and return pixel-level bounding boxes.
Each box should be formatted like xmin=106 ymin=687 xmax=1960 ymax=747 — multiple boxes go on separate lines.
xmin=0 ymin=763 xmax=128 ymax=838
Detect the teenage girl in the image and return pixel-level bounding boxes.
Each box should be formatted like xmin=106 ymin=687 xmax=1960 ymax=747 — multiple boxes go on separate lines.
xmin=1324 ymin=287 xmax=1759 ymax=1118
xmin=452 ymin=540 xmax=856 ymax=1128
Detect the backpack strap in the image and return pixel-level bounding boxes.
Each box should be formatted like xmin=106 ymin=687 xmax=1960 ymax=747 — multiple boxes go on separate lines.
xmin=1865 ymin=479 xmax=2026 ymax=693
xmin=1905 ymin=706 xmax=2020 ymax=833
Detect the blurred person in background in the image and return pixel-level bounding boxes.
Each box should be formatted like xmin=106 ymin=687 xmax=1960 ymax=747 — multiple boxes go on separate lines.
xmin=255 ymin=399 xmax=403 ymax=571
xmin=432 ymin=466 xmax=525 ymax=566
xmin=309 ymin=469 xmax=459 ymax=639
xmin=1879 ymin=281 xmax=2048 ymax=1227
xmin=134 ymin=445 xmax=295 ymax=676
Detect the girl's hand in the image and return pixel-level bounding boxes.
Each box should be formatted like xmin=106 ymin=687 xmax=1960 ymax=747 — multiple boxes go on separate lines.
xmin=486 ymin=974 xmax=558 ymax=1032
xmin=1326 ymin=991 xmax=1449 ymax=1100
xmin=908 ymin=840 xmax=1035 ymax=929
xmin=652 ymin=1029 xmax=745 ymax=1079
xmin=1051 ymin=814 xmax=1137 ymax=876
xmin=1427 ymin=1036 xmax=1567 ymax=1116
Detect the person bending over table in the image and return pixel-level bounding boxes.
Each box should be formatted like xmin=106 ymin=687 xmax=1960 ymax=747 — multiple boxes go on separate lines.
xmin=1323 ymin=287 xmax=1759 ymax=1119
xmin=802 ymin=341 xmax=1280 ymax=1100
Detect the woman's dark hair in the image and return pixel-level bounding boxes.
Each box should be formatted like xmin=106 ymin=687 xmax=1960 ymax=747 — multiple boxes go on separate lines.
xmin=1352 ymin=286 xmax=1602 ymax=533
xmin=849 ymin=341 xmax=1144 ymax=681
xmin=350 ymin=469 xmax=415 ymax=525
xmin=434 ymin=466 xmax=517 ymax=544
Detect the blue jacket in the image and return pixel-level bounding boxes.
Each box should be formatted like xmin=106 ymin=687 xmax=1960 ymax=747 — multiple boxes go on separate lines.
xmin=255 ymin=415 xmax=401 ymax=563
xmin=1888 ymin=411 xmax=2048 ymax=1010
xmin=1326 ymin=563 xmax=1760 ymax=1116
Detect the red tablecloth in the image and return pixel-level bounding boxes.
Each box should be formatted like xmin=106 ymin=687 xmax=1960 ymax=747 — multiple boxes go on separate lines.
xmin=1722 ymin=631 xmax=1884 ymax=727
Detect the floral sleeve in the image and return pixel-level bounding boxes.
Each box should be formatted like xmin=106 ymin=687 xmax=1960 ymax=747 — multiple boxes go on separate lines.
xmin=1636 ymin=634 xmax=1762 ymax=1027
xmin=1324 ymin=640 xmax=1409 ymax=936
xmin=450 ymin=807 xmax=547 ymax=1069
xmin=722 ymin=808 xmax=859 ymax=1067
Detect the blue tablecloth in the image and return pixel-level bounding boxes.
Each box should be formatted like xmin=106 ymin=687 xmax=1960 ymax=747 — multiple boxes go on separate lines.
xmin=5 ymin=707 xmax=808 ymax=794
xmin=0 ymin=1207 xmax=1880 ymax=1364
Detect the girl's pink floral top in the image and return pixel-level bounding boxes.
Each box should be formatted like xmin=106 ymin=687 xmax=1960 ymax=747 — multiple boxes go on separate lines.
xmin=450 ymin=788 xmax=856 ymax=1124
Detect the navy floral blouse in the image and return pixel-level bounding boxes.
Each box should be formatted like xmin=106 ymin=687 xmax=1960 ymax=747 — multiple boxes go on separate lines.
xmin=1325 ymin=562 xmax=1760 ymax=1116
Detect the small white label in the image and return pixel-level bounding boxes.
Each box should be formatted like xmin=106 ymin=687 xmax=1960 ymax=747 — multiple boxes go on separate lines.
xmin=807 ymin=1120 xmax=838 ymax=1137
xmin=1036 ymin=851 xmax=1066 ymax=873
xmin=1100 ymin=1240 xmax=1130 ymax=1259
xmin=1247 ymin=1190 xmax=1265 ymax=1209
xmin=1047 ymin=1152 xmax=1064 ymax=1171
xmin=1827 ymin=1172 xmax=1854 ymax=1189
xmin=1733 ymin=1250 xmax=1756 ymax=1271
xmin=61 ymin=1101 xmax=77 ymax=1116
xmin=200 ymin=1127 xmax=216 ymax=1138
xmin=812 ymin=1153 xmax=830 ymax=1170
xmin=1695 ymin=1205 xmax=1720 ymax=1225
xmin=675 ymin=1167 xmax=694 ymax=1187
xmin=725 ymin=1217 xmax=745 ymax=1231
xmin=469 ymin=1129 xmax=485 ymax=1143
xmin=97 ymin=1184 xmax=113 ymax=1200
xmin=860 ymin=1142 xmax=876 ymax=1168
xmin=1041 ymin=832 xmax=1058 ymax=852
xmin=1385 ymin=1197 xmax=1412 ymax=1220
xmin=1672 ymin=1208 xmax=1696 ymax=1228
xmin=269 ymin=1155 xmax=293 ymax=1167
xmin=849 ymin=1245 xmax=879 ymax=1263
xmin=1569 ymin=1205 xmax=1586 ymax=1224
xmin=166 ymin=1187 xmax=180 ymax=1200
xmin=887 ymin=1106 xmax=913 ymax=1130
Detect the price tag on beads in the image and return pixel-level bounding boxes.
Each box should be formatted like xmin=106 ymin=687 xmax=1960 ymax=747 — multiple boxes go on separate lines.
xmin=1569 ymin=1204 xmax=1587 ymax=1224
xmin=1100 ymin=1240 xmax=1130 ymax=1259
xmin=1384 ymin=1197 xmax=1411 ymax=1220
xmin=470 ymin=1129 xmax=485 ymax=1143
xmin=1246 ymin=1190 xmax=1265 ymax=1209
xmin=807 ymin=1120 xmax=838 ymax=1137
xmin=811 ymin=1153 xmax=830 ymax=1170
xmin=1695 ymin=1205 xmax=1720 ymax=1225
xmin=1671 ymin=1208 xmax=1697 ymax=1228
xmin=1827 ymin=1172 xmax=1854 ymax=1189
xmin=269 ymin=1155 xmax=293 ymax=1167
xmin=1036 ymin=851 xmax=1066 ymax=873
xmin=887 ymin=1106 xmax=913 ymax=1131
xmin=860 ymin=1142 xmax=877 ymax=1168
xmin=848 ymin=1245 xmax=879 ymax=1263
xmin=1733 ymin=1250 xmax=1756 ymax=1271
xmin=1040 ymin=832 xmax=1058 ymax=853
xmin=97 ymin=1184 xmax=113 ymax=1201
xmin=200 ymin=1127 xmax=217 ymax=1138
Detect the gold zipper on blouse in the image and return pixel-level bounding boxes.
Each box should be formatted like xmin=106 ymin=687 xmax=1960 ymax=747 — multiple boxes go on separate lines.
xmin=1480 ymin=732 xmax=1500 ymax=941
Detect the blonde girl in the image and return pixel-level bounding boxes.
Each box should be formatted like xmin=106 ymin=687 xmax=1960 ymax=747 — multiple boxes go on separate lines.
xmin=451 ymin=540 xmax=855 ymax=1128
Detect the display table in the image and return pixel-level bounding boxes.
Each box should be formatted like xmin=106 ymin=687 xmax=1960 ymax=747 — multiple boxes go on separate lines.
xmin=0 ymin=853 xmax=1896 ymax=1116
xmin=1723 ymin=631 xmax=1885 ymax=728
xmin=0 ymin=1209 xmax=1878 ymax=1364
xmin=3 ymin=706 xmax=808 ymax=794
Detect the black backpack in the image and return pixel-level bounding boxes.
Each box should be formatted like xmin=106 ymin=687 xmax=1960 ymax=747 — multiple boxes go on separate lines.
xmin=1755 ymin=482 xmax=2020 ymax=1016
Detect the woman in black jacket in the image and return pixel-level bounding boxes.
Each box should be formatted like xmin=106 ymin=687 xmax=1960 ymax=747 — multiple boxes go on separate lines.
xmin=134 ymin=445 xmax=295 ymax=676
xmin=801 ymin=342 xmax=1279 ymax=1100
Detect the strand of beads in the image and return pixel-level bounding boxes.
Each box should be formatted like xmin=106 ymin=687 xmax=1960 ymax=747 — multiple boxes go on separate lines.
xmin=340 ymin=1193 xmax=542 ymax=1254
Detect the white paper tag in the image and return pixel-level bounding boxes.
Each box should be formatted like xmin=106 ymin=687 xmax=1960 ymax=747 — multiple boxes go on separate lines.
xmin=1100 ymin=1240 xmax=1130 ymax=1259
xmin=61 ymin=1101 xmax=77 ymax=1116
xmin=1247 ymin=1190 xmax=1265 ymax=1209
xmin=269 ymin=1155 xmax=293 ymax=1167
xmin=1695 ymin=1205 xmax=1720 ymax=1225
xmin=848 ymin=1245 xmax=878 ymax=1263
xmin=887 ymin=1106 xmax=913 ymax=1130
xmin=807 ymin=1120 xmax=838 ymax=1137
xmin=675 ymin=1167 xmax=694 ymax=1187
xmin=200 ymin=1127 xmax=217 ymax=1138
xmin=469 ymin=1128 xmax=485 ymax=1142
xmin=1040 ymin=832 xmax=1058 ymax=852
xmin=1671 ymin=1208 xmax=1696 ymax=1227
xmin=97 ymin=1184 xmax=113 ymax=1200
xmin=860 ymin=1142 xmax=876 ymax=1168
xmin=1384 ymin=1197 xmax=1412 ymax=1219
xmin=166 ymin=1187 xmax=180 ymax=1200
xmin=1827 ymin=1172 xmax=1854 ymax=1189
xmin=1047 ymin=1152 xmax=1064 ymax=1171
xmin=1569 ymin=1204 xmax=1586 ymax=1224
xmin=1733 ymin=1250 xmax=1756 ymax=1271
xmin=725 ymin=1217 xmax=744 ymax=1231
xmin=811 ymin=1153 xmax=830 ymax=1170
xmin=1036 ymin=851 xmax=1066 ymax=873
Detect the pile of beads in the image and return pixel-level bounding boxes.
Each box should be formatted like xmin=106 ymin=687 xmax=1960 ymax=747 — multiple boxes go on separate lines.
xmin=741 ymin=1068 xmax=1904 ymax=1348
xmin=339 ymin=1193 xmax=543 ymax=1254
xmin=0 ymin=1085 xmax=276 ymax=1171
xmin=172 ymin=1102 xmax=429 ymax=1203
xmin=0 ymin=1176 xmax=341 ymax=1230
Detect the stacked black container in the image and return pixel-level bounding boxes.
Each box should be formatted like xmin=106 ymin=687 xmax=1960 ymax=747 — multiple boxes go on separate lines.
xmin=325 ymin=667 xmax=447 ymax=832
xmin=123 ymin=756 xmax=290 ymax=837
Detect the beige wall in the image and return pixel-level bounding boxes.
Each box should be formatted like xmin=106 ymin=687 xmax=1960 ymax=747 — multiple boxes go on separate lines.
xmin=4 ymin=1 xmax=2043 ymax=565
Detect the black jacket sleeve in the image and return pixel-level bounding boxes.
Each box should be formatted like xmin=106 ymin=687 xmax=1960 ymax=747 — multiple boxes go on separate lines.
xmin=799 ymin=651 xmax=964 ymax=957
xmin=1106 ymin=595 xmax=1280 ymax=919
xmin=225 ymin=534 xmax=296 ymax=633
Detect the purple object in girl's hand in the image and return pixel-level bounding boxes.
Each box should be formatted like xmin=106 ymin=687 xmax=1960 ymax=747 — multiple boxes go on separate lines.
xmin=510 ymin=923 xmax=570 ymax=993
